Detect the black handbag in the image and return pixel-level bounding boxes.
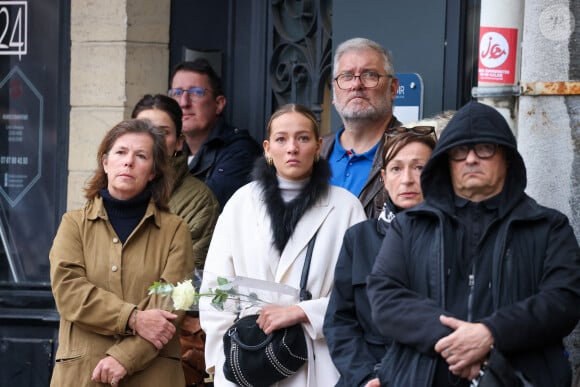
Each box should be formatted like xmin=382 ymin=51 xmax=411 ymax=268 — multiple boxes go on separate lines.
xmin=222 ymin=232 xmax=318 ymax=387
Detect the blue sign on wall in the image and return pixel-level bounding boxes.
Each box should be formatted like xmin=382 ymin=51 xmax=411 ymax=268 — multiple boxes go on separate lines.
xmin=393 ymin=73 xmax=424 ymax=124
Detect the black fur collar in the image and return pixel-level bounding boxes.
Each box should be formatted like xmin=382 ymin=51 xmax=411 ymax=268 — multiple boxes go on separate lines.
xmin=252 ymin=157 xmax=331 ymax=254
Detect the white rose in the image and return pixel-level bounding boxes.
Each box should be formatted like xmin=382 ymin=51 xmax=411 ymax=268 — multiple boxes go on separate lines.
xmin=171 ymin=279 xmax=196 ymax=310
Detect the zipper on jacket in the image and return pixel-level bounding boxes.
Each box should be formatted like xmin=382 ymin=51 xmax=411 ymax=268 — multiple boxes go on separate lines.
xmin=467 ymin=266 xmax=475 ymax=322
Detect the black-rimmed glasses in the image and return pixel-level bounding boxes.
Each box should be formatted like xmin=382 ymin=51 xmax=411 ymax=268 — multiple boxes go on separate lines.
xmin=385 ymin=126 xmax=436 ymax=138
xmin=448 ymin=143 xmax=498 ymax=161
xmin=334 ymin=71 xmax=392 ymax=90
xmin=168 ymin=86 xmax=208 ymax=100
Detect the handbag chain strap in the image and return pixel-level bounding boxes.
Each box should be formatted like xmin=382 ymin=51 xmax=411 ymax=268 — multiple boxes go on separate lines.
xmin=299 ymin=230 xmax=318 ymax=301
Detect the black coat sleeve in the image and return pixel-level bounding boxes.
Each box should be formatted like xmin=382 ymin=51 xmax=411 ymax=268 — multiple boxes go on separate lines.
xmin=480 ymin=211 xmax=580 ymax=353
xmin=324 ymin=225 xmax=379 ymax=386
xmin=367 ymin=216 xmax=452 ymax=356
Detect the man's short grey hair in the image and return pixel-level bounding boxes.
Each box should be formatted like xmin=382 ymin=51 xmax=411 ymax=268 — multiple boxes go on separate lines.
xmin=333 ymin=38 xmax=395 ymax=78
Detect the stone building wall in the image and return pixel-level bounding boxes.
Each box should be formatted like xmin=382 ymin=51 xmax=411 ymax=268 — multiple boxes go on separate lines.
xmin=67 ymin=0 xmax=170 ymax=210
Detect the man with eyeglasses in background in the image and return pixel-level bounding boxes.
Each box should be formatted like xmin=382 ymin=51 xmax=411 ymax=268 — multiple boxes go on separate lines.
xmin=321 ymin=37 xmax=402 ymax=218
xmin=169 ymin=59 xmax=261 ymax=387
xmin=169 ymin=59 xmax=261 ymax=210
xmin=367 ymin=101 xmax=580 ymax=387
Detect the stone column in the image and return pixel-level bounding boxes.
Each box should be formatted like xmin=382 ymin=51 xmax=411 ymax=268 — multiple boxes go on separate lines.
xmin=518 ymin=0 xmax=579 ymax=378
xmin=67 ymin=0 xmax=170 ymax=210
xmin=518 ymin=1 xmax=578 ymax=235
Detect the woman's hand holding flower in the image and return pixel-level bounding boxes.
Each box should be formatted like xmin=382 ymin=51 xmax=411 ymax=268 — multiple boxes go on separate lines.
xmin=134 ymin=309 xmax=178 ymax=349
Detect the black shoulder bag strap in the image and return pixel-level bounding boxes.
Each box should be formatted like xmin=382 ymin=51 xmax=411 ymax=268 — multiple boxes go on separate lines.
xmin=299 ymin=231 xmax=318 ymax=301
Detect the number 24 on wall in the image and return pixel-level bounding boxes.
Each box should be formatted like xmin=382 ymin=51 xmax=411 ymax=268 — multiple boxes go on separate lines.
xmin=0 ymin=1 xmax=27 ymax=59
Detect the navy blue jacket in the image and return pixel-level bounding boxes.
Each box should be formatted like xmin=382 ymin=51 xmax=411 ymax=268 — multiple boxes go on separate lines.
xmin=187 ymin=117 xmax=261 ymax=208
xmin=367 ymin=101 xmax=580 ymax=387
xmin=324 ymin=210 xmax=394 ymax=386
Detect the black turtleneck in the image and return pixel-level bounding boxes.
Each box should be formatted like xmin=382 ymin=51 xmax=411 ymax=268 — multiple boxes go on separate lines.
xmin=100 ymin=189 xmax=152 ymax=244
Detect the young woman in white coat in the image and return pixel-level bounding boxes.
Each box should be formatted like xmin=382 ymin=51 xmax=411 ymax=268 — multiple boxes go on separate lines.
xmin=200 ymin=103 xmax=366 ymax=386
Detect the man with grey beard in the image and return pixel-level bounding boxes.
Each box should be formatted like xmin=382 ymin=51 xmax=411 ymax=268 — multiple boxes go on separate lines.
xmin=321 ymin=38 xmax=402 ymax=218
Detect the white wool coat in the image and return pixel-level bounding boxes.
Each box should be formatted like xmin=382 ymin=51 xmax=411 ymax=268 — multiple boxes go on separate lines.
xmin=200 ymin=181 xmax=366 ymax=387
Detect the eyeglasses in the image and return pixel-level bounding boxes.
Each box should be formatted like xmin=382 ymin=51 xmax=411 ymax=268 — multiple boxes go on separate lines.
xmin=448 ymin=143 xmax=498 ymax=161
xmin=334 ymin=71 xmax=392 ymax=90
xmin=385 ymin=126 xmax=436 ymax=138
xmin=168 ymin=86 xmax=208 ymax=101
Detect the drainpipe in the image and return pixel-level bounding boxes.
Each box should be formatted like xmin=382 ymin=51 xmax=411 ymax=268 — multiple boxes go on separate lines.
xmin=471 ymin=0 xmax=524 ymax=134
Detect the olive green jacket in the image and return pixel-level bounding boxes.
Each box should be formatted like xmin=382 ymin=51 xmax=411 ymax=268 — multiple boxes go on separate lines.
xmin=169 ymin=153 xmax=220 ymax=269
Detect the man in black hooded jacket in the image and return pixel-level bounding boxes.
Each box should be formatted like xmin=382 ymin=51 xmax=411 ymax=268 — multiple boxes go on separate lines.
xmin=367 ymin=101 xmax=580 ymax=386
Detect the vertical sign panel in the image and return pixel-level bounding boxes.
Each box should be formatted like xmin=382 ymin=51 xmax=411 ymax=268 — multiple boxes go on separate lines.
xmin=0 ymin=1 xmax=27 ymax=58
xmin=0 ymin=0 xmax=67 ymax=284
xmin=394 ymin=73 xmax=424 ymax=124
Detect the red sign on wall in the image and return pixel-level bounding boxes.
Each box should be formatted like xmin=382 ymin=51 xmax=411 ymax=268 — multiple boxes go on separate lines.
xmin=478 ymin=27 xmax=518 ymax=84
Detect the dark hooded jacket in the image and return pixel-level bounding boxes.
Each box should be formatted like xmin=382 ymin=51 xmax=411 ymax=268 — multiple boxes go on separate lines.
xmin=367 ymin=101 xmax=580 ymax=386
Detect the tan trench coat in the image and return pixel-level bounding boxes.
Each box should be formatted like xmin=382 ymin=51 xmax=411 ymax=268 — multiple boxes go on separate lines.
xmin=49 ymin=196 xmax=194 ymax=387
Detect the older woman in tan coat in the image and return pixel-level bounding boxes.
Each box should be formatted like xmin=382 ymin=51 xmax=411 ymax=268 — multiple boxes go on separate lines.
xmin=49 ymin=119 xmax=193 ymax=386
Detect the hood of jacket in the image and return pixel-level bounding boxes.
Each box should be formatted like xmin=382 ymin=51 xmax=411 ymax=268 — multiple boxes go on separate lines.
xmin=420 ymin=101 xmax=527 ymax=215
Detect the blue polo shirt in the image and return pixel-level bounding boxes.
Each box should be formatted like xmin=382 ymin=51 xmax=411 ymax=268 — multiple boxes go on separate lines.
xmin=328 ymin=128 xmax=378 ymax=196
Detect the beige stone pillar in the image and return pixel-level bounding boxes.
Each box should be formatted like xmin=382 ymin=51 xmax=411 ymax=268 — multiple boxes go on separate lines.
xmin=67 ymin=0 xmax=171 ymax=210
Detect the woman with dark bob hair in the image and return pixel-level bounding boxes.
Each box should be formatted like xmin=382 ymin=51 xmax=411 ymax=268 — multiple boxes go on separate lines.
xmin=132 ymin=94 xmax=220 ymax=385
xmin=131 ymin=94 xmax=219 ymax=269
xmin=49 ymin=119 xmax=194 ymax=387
xmin=324 ymin=126 xmax=438 ymax=387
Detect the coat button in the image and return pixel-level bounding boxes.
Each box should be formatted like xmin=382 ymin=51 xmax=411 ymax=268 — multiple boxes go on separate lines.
xmin=112 ymin=265 xmax=118 ymax=272
xmin=112 ymin=237 xmax=119 ymax=243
